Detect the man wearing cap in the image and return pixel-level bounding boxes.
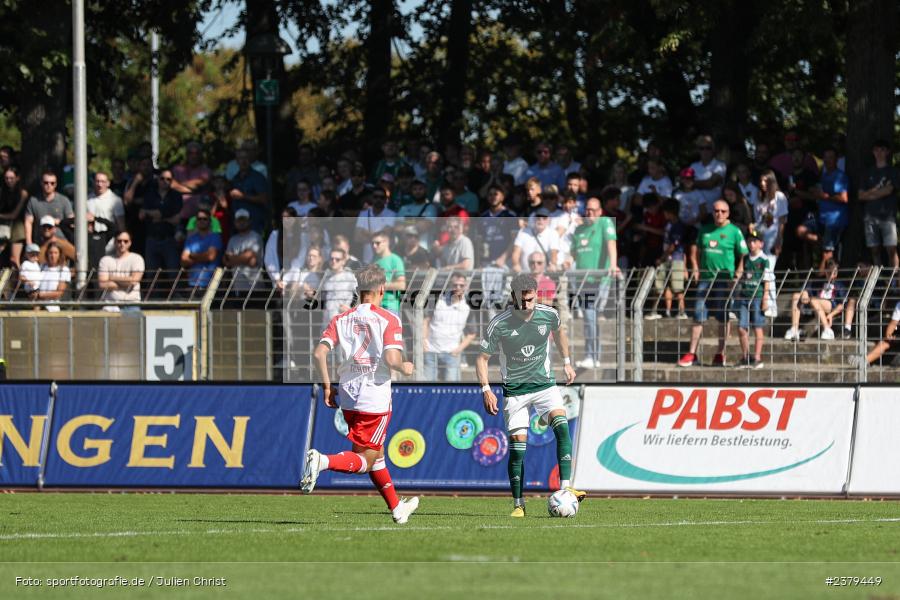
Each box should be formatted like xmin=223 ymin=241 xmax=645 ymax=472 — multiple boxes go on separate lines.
xmin=24 ymin=171 xmax=73 ymax=246
xmin=37 ymin=216 xmax=76 ymax=265
xmin=140 ymin=168 xmax=183 ymax=278
xmin=180 ymin=205 xmax=222 ymax=290
xmin=400 ymin=226 xmax=432 ymax=270
xmin=511 ymin=208 xmax=560 ymax=273
xmin=222 ymin=208 xmax=263 ymax=297
xmin=98 ymin=231 xmax=144 ymax=304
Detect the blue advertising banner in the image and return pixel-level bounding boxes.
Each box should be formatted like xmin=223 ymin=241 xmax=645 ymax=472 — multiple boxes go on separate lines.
xmin=0 ymin=384 xmax=51 ymax=486
xmin=44 ymin=385 xmax=313 ymax=487
xmin=310 ymin=384 xmax=580 ymax=491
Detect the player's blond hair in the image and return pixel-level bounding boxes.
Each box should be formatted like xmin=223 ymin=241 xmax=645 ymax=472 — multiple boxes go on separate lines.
xmin=355 ymin=264 xmax=387 ymax=294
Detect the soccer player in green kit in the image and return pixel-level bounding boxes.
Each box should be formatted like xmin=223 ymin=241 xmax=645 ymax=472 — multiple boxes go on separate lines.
xmin=476 ymin=273 xmax=582 ymax=517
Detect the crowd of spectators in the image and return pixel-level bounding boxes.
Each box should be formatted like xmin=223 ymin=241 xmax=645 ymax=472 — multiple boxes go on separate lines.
xmin=0 ymin=131 xmax=898 ymax=368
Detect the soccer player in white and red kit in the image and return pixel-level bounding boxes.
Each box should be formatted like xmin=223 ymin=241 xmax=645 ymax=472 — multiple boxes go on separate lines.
xmin=302 ymin=264 xmax=419 ymax=524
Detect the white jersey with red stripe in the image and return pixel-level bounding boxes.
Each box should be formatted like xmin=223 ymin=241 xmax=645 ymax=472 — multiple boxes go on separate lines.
xmin=320 ymin=303 xmax=403 ymax=413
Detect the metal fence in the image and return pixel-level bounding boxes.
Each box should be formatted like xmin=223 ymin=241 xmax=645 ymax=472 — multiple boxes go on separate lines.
xmin=2 ymin=265 xmax=900 ymax=383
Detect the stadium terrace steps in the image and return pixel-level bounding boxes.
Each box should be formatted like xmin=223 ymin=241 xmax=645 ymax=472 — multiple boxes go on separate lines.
xmin=640 ymin=363 xmax=858 ymax=383
xmin=641 ymin=340 xmax=857 ymax=366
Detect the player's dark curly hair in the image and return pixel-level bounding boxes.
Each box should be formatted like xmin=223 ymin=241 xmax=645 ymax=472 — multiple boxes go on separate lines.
xmin=510 ymin=273 xmax=537 ymax=297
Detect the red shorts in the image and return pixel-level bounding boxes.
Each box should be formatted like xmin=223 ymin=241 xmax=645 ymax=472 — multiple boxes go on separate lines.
xmin=343 ymin=410 xmax=391 ymax=450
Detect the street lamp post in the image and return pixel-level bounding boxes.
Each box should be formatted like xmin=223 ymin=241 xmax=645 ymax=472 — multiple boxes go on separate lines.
xmin=243 ymin=33 xmax=291 ymax=215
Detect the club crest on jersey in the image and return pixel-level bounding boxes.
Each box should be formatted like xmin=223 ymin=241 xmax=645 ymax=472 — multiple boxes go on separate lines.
xmin=538 ymin=324 xmax=547 ymax=336
xmin=521 ymin=345 xmax=536 ymax=357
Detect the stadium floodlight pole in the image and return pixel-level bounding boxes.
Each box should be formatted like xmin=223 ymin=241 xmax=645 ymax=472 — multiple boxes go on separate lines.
xmin=151 ymin=30 xmax=160 ymax=168
xmin=72 ymin=0 xmax=88 ymax=289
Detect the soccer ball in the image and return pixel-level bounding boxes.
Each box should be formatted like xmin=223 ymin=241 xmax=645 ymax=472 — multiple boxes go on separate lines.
xmin=547 ymin=489 xmax=579 ymax=518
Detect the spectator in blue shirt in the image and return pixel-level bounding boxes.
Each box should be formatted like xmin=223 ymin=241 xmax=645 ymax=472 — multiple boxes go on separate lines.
xmin=524 ymin=141 xmax=565 ymax=191
xmin=229 ymin=147 xmax=269 ymax=235
xmin=816 ymin=147 xmax=849 ymax=273
xmin=180 ymin=205 xmax=222 ymax=289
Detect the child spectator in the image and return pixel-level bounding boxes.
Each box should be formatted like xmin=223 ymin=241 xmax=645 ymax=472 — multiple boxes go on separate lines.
xmin=736 ymin=233 xmax=769 ymax=368
xmin=18 ymin=243 xmax=42 ymax=297
xmin=674 ymin=167 xmax=705 ymax=228
xmin=650 ymin=199 xmax=687 ymax=319
xmin=784 ymin=259 xmax=845 ymax=341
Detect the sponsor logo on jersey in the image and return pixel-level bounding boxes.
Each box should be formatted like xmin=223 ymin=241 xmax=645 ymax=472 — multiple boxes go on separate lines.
xmin=521 ymin=345 xmax=535 ymax=357
xmin=510 ymin=330 xmax=519 ymax=337
xmin=538 ymin=325 xmax=547 ymax=336
xmin=480 ymin=339 xmax=489 ymax=349
xmin=709 ymin=239 xmax=718 ymax=248
xmin=394 ymin=333 xmax=403 ymax=341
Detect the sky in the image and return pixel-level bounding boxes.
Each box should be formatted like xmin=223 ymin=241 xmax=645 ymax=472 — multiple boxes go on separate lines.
xmin=198 ymin=1 xmax=423 ymax=64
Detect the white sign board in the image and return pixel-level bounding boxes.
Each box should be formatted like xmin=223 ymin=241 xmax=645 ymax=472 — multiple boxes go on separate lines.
xmin=573 ymin=386 xmax=855 ymax=494
xmin=144 ymin=315 xmax=196 ymax=381
xmin=848 ymin=387 xmax=900 ymax=495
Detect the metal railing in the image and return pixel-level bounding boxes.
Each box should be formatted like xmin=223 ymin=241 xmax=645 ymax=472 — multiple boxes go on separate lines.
xmin=3 ymin=264 xmax=900 ymax=383
xmin=633 ymin=265 xmax=881 ymax=383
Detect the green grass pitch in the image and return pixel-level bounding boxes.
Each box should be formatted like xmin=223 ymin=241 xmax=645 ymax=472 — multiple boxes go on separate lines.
xmin=1 ymin=492 xmax=899 ymax=599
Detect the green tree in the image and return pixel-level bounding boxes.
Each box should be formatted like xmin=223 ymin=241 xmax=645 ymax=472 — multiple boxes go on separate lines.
xmin=0 ymin=0 xmax=206 ymax=188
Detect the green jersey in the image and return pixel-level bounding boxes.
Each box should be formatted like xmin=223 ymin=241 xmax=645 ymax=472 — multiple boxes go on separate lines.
xmin=375 ymin=253 xmax=405 ymax=313
xmin=596 ymin=216 xmax=617 ymax=271
xmin=480 ymin=304 xmax=560 ymax=397
xmin=697 ymin=222 xmax=747 ymax=281
xmin=740 ymin=253 xmax=767 ymax=299
xmin=572 ymin=220 xmax=602 ymax=269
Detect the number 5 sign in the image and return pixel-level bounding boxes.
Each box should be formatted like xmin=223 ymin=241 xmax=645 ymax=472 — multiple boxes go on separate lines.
xmin=144 ymin=315 xmax=196 ymax=381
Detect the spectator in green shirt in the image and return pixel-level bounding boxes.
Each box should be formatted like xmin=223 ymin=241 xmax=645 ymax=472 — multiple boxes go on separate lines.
xmin=371 ymin=230 xmax=406 ymax=316
xmin=678 ymin=199 xmax=748 ymax=368
xmin=571 ymin=196 xmax=617 ymax=369
xmin=736 ymin=232 xmax=770 ymax=368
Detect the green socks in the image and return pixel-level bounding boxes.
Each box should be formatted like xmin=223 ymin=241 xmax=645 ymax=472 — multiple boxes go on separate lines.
xmin=551 ymin=415 xmax=572 ymax=482
xmin=508 ymin=440 xmax=527 ymax=500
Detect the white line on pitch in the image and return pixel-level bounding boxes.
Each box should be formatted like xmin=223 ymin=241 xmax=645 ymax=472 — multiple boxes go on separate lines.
xmin=1 ymin=518 xmax=897 ymax=542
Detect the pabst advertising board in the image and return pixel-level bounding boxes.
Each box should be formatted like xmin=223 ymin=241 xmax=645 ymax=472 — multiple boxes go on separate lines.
xmin=847 ymin=387 xmax=900 ymax=495
xmin=573 ymin=386 xmax=855 ymax=493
